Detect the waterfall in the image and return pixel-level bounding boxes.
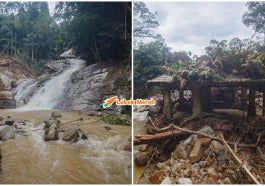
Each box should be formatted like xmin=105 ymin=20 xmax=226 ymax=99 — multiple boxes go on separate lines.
xmin=16 ymin=59 xmax=85 ymax=110
xmin=14 ymin=79 xmax=38 ymax=103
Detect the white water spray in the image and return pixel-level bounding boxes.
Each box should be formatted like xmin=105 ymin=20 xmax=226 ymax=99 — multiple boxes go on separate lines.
xmin=17 ymin=59 xmax=85 ymax=110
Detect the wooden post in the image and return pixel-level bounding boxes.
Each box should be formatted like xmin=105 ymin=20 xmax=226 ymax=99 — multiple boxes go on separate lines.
xmin=201 ymin=86 xmax=211 ymax=112
xmin=192 ymin=83 xmax=201 ymax=114
xmin=163 ymin=84 xmax=171 ymax=120
xmin=179 ymin=89 xmax=184 ymax=105
xmin=192 ymin=83 xmax=210 ymax=115
xmin=240 ymin=87 xmax=247 ymax=110
xmin=248 ymin=89 xmax=256 ymax=116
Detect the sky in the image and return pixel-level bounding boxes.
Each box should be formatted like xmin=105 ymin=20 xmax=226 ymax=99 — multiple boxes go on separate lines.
xmin=48 ymin=2 xmax=55 ymax=15
xmin=145 ymin=2 xmax=255 ymax=56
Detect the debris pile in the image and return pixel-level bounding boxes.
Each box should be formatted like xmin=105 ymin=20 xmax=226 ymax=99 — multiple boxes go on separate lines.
xmin=134 ymin=113 xmax=265 ymax=184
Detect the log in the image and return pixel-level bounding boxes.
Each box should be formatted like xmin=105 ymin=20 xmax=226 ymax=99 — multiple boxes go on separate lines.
xmin=134 ymin=129 xmax=185 ymax=146
xmin=134 ymin=124 xmax=265 ymax=148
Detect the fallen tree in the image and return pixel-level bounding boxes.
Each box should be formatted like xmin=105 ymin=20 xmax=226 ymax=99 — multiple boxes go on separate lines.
xmin=134 ymin=124 xmax=265 ymax=148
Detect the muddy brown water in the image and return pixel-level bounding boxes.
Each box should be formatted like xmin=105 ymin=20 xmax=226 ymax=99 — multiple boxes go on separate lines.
xmin=0 ymin=110 xmax=131 ymax=184
xmin=133 ymin=110 xmax=149 ymax=184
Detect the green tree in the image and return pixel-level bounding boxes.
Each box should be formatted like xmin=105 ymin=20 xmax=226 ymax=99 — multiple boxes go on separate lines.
xmin=55 ymin=2 xmax=131 ymax=65
xmin=243 ymin=2 xmax=265 ymax=42
xmin=134 ymin=39 xmax=168 ymax=98
xmin=133 ymin=1 xmax=159 ymax=45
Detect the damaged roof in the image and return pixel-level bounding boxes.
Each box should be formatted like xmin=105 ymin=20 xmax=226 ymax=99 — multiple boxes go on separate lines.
xmin=147 ymin=74 xmax=176 ymax=84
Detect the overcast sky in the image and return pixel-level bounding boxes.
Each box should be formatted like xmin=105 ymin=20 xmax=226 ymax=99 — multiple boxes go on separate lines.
xmin=145 ymin=2 xmax=255 ymax=56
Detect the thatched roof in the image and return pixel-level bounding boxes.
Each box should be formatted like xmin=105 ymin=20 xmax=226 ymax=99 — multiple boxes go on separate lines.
xmin=147 ymin=74 xmax=175 ymax=84
xmin=197 ymin=77 xmax=265 ymax=88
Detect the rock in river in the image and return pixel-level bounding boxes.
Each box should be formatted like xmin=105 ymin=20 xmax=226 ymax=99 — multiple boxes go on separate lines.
xmin=44 ymin=124 xmax=59 ymax=141
xmin=51 ymin=111 xmax=62 ymax=118
xmin=4 ymin=116 xmax=14 ymax=126
xmin=0 ymin=125 xmax=15 ymax=140
xmin=63 ymin=128 xmax=79 ymax=142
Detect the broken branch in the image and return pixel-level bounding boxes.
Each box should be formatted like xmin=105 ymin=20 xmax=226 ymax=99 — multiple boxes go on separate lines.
xmin=220 ymin=133 xmax=261 ymax=185
xmin=134 ymin=124 xmax=264 ymax=148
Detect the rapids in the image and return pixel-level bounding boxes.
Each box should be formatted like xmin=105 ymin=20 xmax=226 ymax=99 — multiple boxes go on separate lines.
xmin=0 ymin=110 xmax=131 ymax=184
xmin=0 ymin=59 xmax=132 ymax=184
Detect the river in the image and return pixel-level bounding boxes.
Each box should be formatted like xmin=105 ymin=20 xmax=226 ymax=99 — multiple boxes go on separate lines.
xmin=0 ymin=110 xmax=131 ymax=184
xmin=0 ymin=59 xmax=131 ymax=184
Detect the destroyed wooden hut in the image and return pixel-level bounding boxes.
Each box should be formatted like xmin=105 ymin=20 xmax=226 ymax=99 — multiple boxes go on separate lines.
xmin=147 ymin=75 xmax=265 ymax=118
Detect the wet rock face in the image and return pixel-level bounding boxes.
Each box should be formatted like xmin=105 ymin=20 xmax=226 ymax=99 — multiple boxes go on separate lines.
xmin=59 ymin=63 xmax=130 ymax=113
xmin=0 ymin=91 xmax=16 ymax=109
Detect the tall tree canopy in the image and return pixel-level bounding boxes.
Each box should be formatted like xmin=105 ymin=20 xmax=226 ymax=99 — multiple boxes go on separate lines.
xmin=0 ymin=2 xmax=67 ymax=72
xmin=0 ymin=2 xmax=131 ymax=74
xmin=133 ymin=2 xmax=159 ymax=43
xmin=55 ymin=2 xmax=131 ymax=64
xmin=243 ymin=2 xmax=265 ymax=36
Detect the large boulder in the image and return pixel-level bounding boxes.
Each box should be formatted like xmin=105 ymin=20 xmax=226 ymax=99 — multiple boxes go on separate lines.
xmin=0 ymin=125 xmax=15 ymax=140
xmin=63 ymin=128 xmax=79 ymax=142
xmin=0 ymin=91 xmax=13 ymax=100
xmin=134 ymin=151 xmax=149 ymax=166
xmin=44 ymin=118 xmax=60 ymax=129
xmin=0 ymin=100 xmax=16 ymax=109
xmin=44 ymin=124 xmax=59 ymax=141
xmin=4 ymin=116 xmax=14 ymax=126
xmin=0 ymin=91 xmax=16 ymax=109
xmin=51 ymin=111 xmax=62 ymax=118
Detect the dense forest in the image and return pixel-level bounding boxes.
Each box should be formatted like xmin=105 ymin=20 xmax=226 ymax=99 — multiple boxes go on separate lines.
xmin=134 ymin=2 xmax=265 ymax=98
xmin=0 ymin=2 xmax=131 ymax=74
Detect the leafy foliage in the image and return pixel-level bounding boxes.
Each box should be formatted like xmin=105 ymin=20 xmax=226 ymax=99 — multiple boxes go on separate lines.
xmin=134 ymin=39 xmax=168 ymax=98
xmin=0 ymin=2 xmax=131 ymax=74
xmin=243 ymin=2 xmax=265 ymax=36
xmin=55 ymin=2 xmax=131 ymax=65
xmin=133 ymin=2 xmax=159 ymax=40
xmin=0 ymin=2 xmax=68 ymax=73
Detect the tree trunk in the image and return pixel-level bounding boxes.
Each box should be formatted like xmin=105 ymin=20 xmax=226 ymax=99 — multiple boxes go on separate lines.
xmin=134 ymin=130 xmax=185 ymax=145
xmin=248 ymin=89 xmax=256 ymax=116
xmin=163 ymin=84 xmax=171 ymax=121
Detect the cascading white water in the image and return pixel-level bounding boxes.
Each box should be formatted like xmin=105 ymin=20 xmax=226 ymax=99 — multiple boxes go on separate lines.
xmin=19 ymin=59 xmax=85 ymax=110
xmin=14 ymin=79 xmax=38 ymax=103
